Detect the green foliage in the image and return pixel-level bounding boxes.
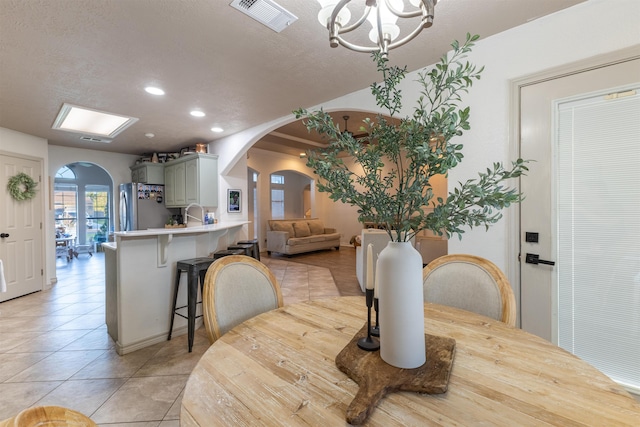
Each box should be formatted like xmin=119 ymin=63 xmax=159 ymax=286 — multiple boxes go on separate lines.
xmin=7 ymin=172 xmax=38 ymax=201
xmin=294 ymin=34 xmax=528 ymax=242
xmin=94 ymin=222 xmax=108 ymax=242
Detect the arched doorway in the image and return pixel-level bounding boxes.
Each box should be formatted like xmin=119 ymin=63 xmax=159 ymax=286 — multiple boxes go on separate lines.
xmin=54 ymin=162 xmax=113 ymax=268
xmin=269 ymin=170 xmax=312 ymax=219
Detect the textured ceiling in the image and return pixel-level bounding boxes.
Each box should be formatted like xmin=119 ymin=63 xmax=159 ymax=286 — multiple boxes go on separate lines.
xmin=0 ymin=0 xmax=585 ymax=157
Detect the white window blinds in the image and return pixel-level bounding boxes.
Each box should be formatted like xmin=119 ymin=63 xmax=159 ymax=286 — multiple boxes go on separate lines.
xmin=556 ymin=86 xmax=640 ymax=392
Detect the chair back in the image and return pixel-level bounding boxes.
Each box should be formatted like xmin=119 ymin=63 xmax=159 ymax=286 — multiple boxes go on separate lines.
xmin=0 ymin=405 xmax=97 ymax=427
xmin=203 ymin=255 xmax=283 ymax=344
xmin=423 ymin=254 xmax=516 ymax=326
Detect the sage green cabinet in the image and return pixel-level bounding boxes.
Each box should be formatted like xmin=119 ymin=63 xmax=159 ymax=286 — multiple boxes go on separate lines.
xmin=164 ymin=161 xmax=186 ymax=206
xmin=164 ymin=153 xmax=218 ymax=208
xmin=131 ymin=163 xmax=164 ymax=184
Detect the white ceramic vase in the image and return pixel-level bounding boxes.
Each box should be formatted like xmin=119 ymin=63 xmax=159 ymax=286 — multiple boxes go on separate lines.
xmin=377 ymin=241 xmax=426 ymax=368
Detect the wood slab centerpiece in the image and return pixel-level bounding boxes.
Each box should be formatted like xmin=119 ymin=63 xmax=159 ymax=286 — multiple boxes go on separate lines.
xmin=335 ymin=323 xmax=456 ymax=425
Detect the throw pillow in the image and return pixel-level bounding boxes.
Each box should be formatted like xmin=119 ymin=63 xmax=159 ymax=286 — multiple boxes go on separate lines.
xmin=307 ymin=220 xmax=325 ymax=235
xmin=293 ymin=221 xmax=311 ymax=238
xmin=271 ymin=221 xmax=294 ymax=236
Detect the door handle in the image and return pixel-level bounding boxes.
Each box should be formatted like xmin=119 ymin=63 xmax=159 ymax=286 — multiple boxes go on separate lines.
xmin=0 ymin=233 xmax=9 ymax=238
xmin=525 ymin=253 xmax=555 ymax=266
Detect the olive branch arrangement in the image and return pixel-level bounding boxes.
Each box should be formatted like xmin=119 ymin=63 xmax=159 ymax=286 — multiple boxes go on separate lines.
xmin=295 ymin=34 xmax=528 ymax=242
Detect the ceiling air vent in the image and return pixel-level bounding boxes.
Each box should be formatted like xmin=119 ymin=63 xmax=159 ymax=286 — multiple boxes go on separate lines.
xmin=230 ymin=0 xmax=298 ymax=33
xmin=79 ymin=135 xmax=112 ymax=143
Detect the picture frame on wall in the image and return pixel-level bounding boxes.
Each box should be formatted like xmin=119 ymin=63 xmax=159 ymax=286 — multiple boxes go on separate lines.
xmin=228 ymin=189 xmax=241 ymax=213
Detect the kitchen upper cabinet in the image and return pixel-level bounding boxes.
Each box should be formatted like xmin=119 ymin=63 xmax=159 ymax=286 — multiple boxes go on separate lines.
xmin=164 ymin=164 xmax=176 ymax=206
xmin=165 ymin=161 xmax=186 ymax=207
xmin=131 ymin=163 xmax=164 ymax=184
xmin=164 ymin=153 xmax=218 ymax=208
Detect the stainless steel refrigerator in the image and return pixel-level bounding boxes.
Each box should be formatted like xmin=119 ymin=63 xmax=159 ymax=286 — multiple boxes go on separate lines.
xmin=119 ymin=183 xmax=177 ymax=231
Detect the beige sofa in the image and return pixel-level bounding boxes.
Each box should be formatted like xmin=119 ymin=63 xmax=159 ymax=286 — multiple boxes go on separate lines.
xmin=266 ymin=218 xmax=340 ymax=256
xmin=355 ymin=229 xmax=447 ymax=292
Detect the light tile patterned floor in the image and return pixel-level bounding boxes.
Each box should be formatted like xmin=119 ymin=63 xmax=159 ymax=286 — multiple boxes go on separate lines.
xmin=0 ymin=252 xmax=340 ymax=424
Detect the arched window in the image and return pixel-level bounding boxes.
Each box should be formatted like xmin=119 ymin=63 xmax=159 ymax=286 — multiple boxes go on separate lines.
xmin=55 ymin=165 xmax=76 ymax=179
xmin=54 ymin=163 xmax=112 ymax=250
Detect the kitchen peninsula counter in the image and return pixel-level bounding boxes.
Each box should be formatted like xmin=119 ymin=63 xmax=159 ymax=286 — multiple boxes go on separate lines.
xmin=104 ymin=221 xmax=249 ymax=355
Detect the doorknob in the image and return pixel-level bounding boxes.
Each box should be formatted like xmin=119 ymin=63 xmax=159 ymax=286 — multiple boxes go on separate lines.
xmin=0 ymin=233 xmax=9 ymax=238
xmin=525 ymin=253 xmax=555 ymax=266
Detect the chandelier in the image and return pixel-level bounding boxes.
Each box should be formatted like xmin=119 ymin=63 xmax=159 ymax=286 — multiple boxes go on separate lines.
xmin=316 ymin=0 xmax=438 ymax=56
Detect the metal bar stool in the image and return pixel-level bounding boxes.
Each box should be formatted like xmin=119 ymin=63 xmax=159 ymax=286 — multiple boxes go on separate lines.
xmin=237 ymin=239 xmax=260 ymax=260
xmin=227 ymin=243 xmax=253 ymax=257
xmin=212 ymin=248 xmax=245 ymax=259
xmin=168 ymin=257 xmax=215 ymax=352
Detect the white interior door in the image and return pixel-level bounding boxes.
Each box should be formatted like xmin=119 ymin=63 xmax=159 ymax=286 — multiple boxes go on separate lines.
xmin=0 ymin=153 xmax=44 ymax=302
xmin=520 ymin=56 xmax=639 ymax=341
xmin=519 ymin=55 xmax=640 ymax=391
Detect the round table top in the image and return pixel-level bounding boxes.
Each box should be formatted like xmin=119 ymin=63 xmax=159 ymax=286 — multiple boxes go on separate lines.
xmin=181 ymin=296 xmax=639 ymax=426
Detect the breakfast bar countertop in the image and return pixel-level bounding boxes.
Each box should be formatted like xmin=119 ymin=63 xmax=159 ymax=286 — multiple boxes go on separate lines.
xmin=113 ymin=221 xmax=249 ymax=238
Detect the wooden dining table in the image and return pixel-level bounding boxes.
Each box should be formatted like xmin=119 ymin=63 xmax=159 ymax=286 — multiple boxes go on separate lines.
xmin=181 ymin=296 xmax=640 ymax=426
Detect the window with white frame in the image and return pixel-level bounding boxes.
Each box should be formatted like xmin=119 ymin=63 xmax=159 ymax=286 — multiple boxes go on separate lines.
xmin=270 ymin=174 xmax=285 ymax=219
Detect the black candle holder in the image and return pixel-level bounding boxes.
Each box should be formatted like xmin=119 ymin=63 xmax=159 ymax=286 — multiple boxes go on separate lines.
xmin=358 ymin=289 xmax=380 ymax=351
xmin=370 ymin=297 xmax=380 ymax=337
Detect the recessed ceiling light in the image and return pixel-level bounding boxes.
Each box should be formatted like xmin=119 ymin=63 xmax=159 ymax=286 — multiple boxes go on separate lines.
xmin=190 ymin=110 xmax=205 ymax=117
xmin=52 ymin=103 xmax=138 ymax=140
xmin=211 ymin=127 xmax=224 ymax=133
xmin=145 ymin=86 xmax=165 ymax=95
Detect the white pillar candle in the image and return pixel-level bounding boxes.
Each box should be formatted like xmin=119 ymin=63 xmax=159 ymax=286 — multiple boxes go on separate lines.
xmin=366 ymin=243 xmax=374 ymax=290
xmin=374 ymin=260 xmax=379 ymax=299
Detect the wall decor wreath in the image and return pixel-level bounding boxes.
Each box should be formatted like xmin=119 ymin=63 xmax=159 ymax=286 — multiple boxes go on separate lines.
xmin=7 ymin=172 xmax=38 ymax=201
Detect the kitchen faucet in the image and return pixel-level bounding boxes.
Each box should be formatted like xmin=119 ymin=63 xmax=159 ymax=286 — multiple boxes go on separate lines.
xmin=184 ymin=203 xmax=204 ymax=226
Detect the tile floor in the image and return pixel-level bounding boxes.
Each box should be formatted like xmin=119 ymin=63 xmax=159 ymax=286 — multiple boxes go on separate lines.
xmin=0 ymin=252 xmax=341 ymax=425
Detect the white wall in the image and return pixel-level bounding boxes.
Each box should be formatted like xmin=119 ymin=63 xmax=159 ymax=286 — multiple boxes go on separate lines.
xmin=217 ymin=153 xmax=249 ymax=240
xmin=248 ymin=147 xmax=362 ymax=249
xmin=437 ymin=0 xmax=639 ymax=273
xmin=275 ymin=170 xmax=308 ymax=218
xmin=1 ymin=127 xmax=49 ymax=159
xmin=1 ymin=129 xmax=139 ymax=287
xmin=223 ymin=0 xmax=640 ymax=274
xmin=3 ymin=0 xmax=637 ymax=290
xmin=49 ymin=145 xmax=139 ymax=231
xmin=48 ymin=145 xmax=138 ymax=282
xmin=247 ymin=147 xmax=449 ymax=249
xmin=48 ymin=146 xmax=138 ymax=195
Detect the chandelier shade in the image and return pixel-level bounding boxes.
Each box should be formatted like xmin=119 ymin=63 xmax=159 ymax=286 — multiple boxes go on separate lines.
xmin=316 ymin=0 xmax=438 ymax=55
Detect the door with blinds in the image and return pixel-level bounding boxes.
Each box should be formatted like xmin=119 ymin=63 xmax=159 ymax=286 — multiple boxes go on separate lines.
xmin=519 ymin=54 xmax=640 ymax=393
xmin=555 ymin=85 xmax=640 ymax=392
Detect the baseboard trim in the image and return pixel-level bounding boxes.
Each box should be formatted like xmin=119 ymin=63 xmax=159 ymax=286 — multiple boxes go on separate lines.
xmin=115 ymin=320 xmax=204 ymax=355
